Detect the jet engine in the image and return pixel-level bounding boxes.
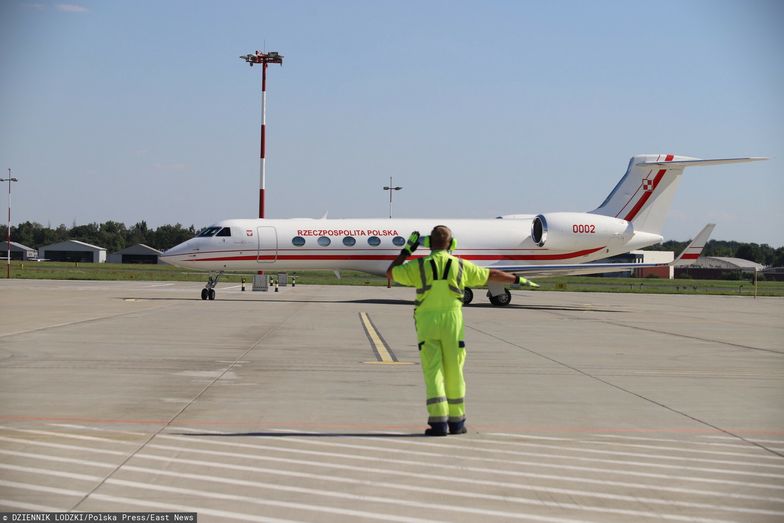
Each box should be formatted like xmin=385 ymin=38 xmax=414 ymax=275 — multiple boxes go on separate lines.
xmin=531 ymin=212 xmax=630 ymax=250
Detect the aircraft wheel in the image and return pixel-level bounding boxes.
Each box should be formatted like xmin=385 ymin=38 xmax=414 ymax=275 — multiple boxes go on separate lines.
xmin=462 ymin=287 xmax=474 ymax=305
xmin=201 ymin=288 xmax=209 ymax=300
xmin=208 ymin=289 xmax=216 ymax=300
xmin=489 ymin=289 xmax=512 ymax=307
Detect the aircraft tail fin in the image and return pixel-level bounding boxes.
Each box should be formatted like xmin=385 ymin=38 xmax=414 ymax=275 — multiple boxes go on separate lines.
xmin=672 ymin=223 xmax=715 ymax=267
xmin=590 ymin=155 xmax=766 ymax=236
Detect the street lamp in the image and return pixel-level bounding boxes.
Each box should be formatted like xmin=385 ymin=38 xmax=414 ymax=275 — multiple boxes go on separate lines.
xmin=383 ymin=177 xmax=403 ymax=219
xmin=0 ymin=169 xmax=19 ymax=278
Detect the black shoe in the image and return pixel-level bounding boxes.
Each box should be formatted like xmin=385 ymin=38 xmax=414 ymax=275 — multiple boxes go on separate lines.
xmin=450 ymin=425 xmax=467 ymax=435
xmin=424 ymin=427 xmax=448 ymax=436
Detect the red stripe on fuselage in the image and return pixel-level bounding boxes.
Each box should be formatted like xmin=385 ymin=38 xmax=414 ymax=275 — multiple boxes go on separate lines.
xmin=191 ymin=246 xmax=606 ymax=263
xmin=623 ymin=154 xmax=674 ymax=222
xmin=680 ymin=253 xmax=701 ymax=259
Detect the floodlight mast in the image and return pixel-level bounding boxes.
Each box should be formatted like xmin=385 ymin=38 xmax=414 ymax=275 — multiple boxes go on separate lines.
xmin=240 ymin=51 xmax=283 ymax=219
xmin=1 ymin=169 xmax=19 ymax=278
xmin=382 ymin=176 xmax=403 ymax=219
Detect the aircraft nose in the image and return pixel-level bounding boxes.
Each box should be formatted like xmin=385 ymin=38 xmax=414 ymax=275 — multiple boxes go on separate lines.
xmin=160 ymin=241 xmax=191 ymax=266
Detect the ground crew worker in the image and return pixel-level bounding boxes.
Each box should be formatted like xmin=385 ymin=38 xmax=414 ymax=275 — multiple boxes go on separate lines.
xmin=386 ymin=225 xmax=538 ymax=436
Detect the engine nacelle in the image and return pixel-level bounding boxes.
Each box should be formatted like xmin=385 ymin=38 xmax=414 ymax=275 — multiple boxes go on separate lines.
xmin=531 ymin=212 xmax=631 ymax=250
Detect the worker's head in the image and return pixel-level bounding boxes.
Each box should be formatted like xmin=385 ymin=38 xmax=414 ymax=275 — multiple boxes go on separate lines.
xmin=429 ymin=225 xmax=453 ymax=251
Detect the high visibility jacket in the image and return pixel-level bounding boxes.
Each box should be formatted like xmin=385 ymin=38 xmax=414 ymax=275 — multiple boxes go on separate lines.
xmin=392 ymin=250 xmax=489 ymax=314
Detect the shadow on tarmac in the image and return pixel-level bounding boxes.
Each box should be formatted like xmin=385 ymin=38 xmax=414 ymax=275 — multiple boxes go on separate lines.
xmin=118 ymin=296 xmax=622 ymax=312
xmin=177 ymin=431 xmax=427 ymax=438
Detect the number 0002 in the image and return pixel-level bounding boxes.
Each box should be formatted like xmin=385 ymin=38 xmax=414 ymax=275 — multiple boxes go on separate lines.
xmin=572 ymin=224 xmax=596 ymax=233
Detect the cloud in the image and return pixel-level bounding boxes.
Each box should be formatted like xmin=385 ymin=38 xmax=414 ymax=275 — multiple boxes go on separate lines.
xmin=55 ymin=3 xmax=89 ymax=13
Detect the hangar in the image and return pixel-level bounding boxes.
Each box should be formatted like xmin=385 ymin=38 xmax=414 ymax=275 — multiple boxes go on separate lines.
xmin=108 ymin=244 xmax=163 ymax=264
xmin=3 ymin=241 xmax=37 ymax=260
xmin=676 ymin=256 xmax=763 ymax=280
xmin=38 ymin=240 xmax=107 ymax=263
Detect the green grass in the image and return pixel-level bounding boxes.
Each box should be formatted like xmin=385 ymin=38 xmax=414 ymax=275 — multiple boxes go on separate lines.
xmin=3 ymin=261 xmax=782 ymax=297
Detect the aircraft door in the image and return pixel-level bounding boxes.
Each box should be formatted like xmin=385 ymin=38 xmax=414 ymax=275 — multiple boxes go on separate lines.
xmin=256 ymin=226 xmax=278 ymax=263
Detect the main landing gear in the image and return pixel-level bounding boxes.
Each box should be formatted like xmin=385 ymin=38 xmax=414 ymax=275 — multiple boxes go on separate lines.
xmin=201 ymin=271 xmax=223 ymax=300
xmin=461 ymin=287 xmax=512 ymax=306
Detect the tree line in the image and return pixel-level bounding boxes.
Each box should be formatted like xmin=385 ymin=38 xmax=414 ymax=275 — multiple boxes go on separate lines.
xmin=2 ymin=221 xmax=197 ymax=253
xmin=2 ymin=220 xmax=783 ymax=266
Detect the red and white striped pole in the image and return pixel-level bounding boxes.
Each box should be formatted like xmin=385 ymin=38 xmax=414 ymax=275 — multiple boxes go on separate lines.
xmin=240 ymin=51 xmax=283 ymax=219
xmin=1 ymin=169 xmax=19 ymax=279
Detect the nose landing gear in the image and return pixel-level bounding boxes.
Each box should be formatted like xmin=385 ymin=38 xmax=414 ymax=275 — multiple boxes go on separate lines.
xmin=201 ymin=271 xmax=224 ymax=300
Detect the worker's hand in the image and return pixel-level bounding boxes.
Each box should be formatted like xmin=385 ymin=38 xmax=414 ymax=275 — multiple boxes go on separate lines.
xmin=403 ymin=231 xmax=420 ymax=255
xmin=515 ymin=275 xmax=539 ymax=288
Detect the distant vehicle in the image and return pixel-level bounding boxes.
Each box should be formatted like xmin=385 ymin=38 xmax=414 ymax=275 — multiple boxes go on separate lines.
xmin=161 ymin=154 xmax=765 ymax=304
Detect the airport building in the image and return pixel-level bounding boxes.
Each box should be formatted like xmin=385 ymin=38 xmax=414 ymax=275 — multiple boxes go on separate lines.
xmin=601 ymin=250 xmax=675 ymax=278
xmin=107 ymin=244 xmax=163 ymax=264
xmin=676 ymin=256 xmax=764 ymax=280
xmin=38 ymin=239 xmax=107 ymax=263
xmin=3 ymin=241 xmax=38 ymax=261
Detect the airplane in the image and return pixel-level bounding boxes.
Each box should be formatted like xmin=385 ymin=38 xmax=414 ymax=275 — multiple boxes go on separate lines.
xmin=160 ymin=154 xmax=766 ymax=304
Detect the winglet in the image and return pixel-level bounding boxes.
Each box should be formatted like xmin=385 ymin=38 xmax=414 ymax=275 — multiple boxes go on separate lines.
xmin=672 ymin=224 xmax=715 ymax=266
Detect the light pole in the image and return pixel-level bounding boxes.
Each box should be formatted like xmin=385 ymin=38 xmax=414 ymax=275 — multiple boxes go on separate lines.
xmin=240 ymin=50 xmax=284 ymax=219
xmin=383 ymin=177 xmax=403 ymax=219
xmin=1 ymin=169 xmax=19 ymax=278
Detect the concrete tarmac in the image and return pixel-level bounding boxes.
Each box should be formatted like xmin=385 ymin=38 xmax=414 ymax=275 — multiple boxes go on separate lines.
xmin=0 ymin=279 xmax=783 ymax=522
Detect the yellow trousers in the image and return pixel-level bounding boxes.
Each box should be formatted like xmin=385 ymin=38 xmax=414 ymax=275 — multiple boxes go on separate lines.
xmin=416 ymin=309 xmax=466 ymax=431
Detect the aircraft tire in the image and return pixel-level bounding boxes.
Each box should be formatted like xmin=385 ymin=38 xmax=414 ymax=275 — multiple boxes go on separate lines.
xmin=489 ymin=289 xmax=512 ymax=307
xmin=208 ymin=289 xmax=216 ymax=300
xmin=201 ymin=288 xmax=209 ymax=300
xmin=462 ymin=287 xmax=474 ymax=305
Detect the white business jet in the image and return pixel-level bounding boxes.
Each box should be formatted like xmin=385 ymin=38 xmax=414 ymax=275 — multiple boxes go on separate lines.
xmin=161 ymin=154 xmax=765 ymax=304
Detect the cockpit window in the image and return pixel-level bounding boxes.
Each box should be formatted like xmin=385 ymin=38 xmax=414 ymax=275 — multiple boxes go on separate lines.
xmin=197 ymin=226 xmax=221 ymax=237
xmin=216 ymin=227 xmax=231 ymax=237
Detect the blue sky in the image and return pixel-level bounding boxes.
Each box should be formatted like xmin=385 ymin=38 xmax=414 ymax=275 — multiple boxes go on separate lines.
xmin=1 ymin=0 xmax=782 ymax=245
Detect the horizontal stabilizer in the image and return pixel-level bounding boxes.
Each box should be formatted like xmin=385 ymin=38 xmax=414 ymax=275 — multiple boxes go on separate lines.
xmin=637 ymin=157 xmax=767 ymax=168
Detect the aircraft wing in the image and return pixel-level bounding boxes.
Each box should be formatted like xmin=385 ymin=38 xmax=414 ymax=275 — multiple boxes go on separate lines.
xmin=486 ymin=262 xmax=663 ymax=278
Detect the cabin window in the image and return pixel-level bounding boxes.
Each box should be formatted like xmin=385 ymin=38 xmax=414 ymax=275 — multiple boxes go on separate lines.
xmin=197 ymin=226 xmax=221 ymax=237
xmin=317 ymin=236 xmax=331 ymax=247
xmin=291 ymin=236 xmax=306 ymax=247
xmin=343 ymin=236 xmax=356 ymax=247
xmin=216 ymin=227 xmax=231 ymax=237
xmin=367 ymin=236 xmax=381 ymax=246
xmin=392 ymin=236 xmax=405 ymax=247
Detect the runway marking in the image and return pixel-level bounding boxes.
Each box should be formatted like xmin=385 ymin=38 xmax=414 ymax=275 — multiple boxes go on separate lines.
xmin=0 ymin=462 xmax=102 ymax=481
xmin=0 ymin=500 xmax=64 ymax=512
xmin=0 ymin=479 xmax=85 ymax=497
xmin=83 ymin=493 xmax=301 ymax=523
xmin=487 ymin=432 xmax=783 ymax=462
xmin=0 ymin=426 xmax=138 ymax=445
xmin=0 ymin=449 xmax=115 ymax=468
xmin=359 ymin=312 xmax=412 ymax=364
xmin=593 ymin=433 xmax=784 ymax=450
xmin=152 ymin=436 xmax=784 ymax=490
xmin=703 ymin=435 xmax=784 ymax=445
xmin=106 ymin=475 xmax=743 ymax=523
xmin=0 ymin=435 xmax=127 ymax=455
xmin=128 ymin=451 xmax=784 ymax=516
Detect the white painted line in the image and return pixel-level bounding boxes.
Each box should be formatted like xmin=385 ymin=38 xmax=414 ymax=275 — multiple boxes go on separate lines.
xmin=702 ymin=435 xmax=784 ymax=445
xmin=0 ymin=426 xmax=137 ymax=445
xmin=592 ymin=433 xmax=782 ymax=450
xmin=127 ymin=451 xmax=784 ymax=516
xmin=0 ymin=462 xmax=102 ymax=481
xmin=220 ymin=432 xmax=784 ymax=480
xmin=158 ymin=435 xmax=784 ymax=490
xmin=145 ymin=283 xmax=174 ymax=288
xmin=486 ymin=433 xmax=574 ymax=441
xmin=0 ymin=449 xmax=115 ymax=468
xmin=89 ymin=493 xmax=301 ymax=523
xmin=108 ymin=475 xmax=739 ymax=523
xmin=476 ymin=432 xmax=784 ymax=469
xmin=48 ymin=423 xmax=146 ymax=436
xmin=0 ymin=499 xmax=64 ymax=511
xmin=0 ymin=435 xmax=127 ymax=456
xmin=584 ymin=439 xmax=783 ymax=459
xmin=0 ymin=479 xmax=85 ymax=497
xmin=133 ymin=451 xmax=784 ymax=504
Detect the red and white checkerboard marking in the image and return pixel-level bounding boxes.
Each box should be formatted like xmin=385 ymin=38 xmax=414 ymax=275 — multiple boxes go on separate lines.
xmin=642 ymin=178 xmax=654 ymax=191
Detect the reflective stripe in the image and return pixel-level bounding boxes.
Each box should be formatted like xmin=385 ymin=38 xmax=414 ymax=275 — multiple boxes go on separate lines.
xmin=447 ymin=398 xmax=464 ymax=405
xmin=448 ymin=415 xmax=466 ymax=423
xmin=415 ymin=258 xmax=431 ymax=296
xmin=428 ymin=416 xmax=448 ymax=423
xmin=426 ymin=396 xmax=447 ymax=405
xmin=456 ymin=258 xmax=464 ymax=286
xmin=448 ymin=284 xmax=462 ymax=295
